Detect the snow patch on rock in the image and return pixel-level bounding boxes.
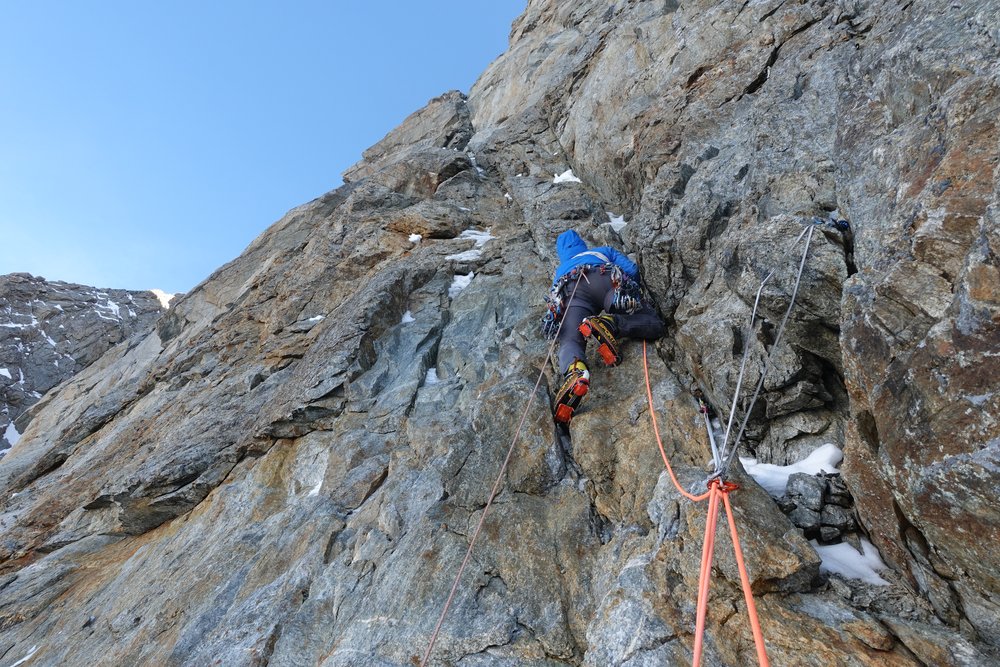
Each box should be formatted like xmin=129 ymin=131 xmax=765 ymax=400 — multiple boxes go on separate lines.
xmin=448 ymin=272 xmax=475 ymax=298
xmin=150 ymin=289 xmax=175 ymax=309
xmin=553 ymin=169 xmax=582 ymax=184
xmin=812 ymin=538 xmax=890 ymax=585
xmin=741 ymin=443 xmax=843 ymax=497
xmin=2 ymin=421 xmax=19 ymax=448
xmin=605 ymin=212 xmax=627 ymax=231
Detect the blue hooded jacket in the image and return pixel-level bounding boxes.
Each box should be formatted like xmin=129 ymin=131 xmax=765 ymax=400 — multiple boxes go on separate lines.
xmin=552 ymin=230 xmax=639 ymax=286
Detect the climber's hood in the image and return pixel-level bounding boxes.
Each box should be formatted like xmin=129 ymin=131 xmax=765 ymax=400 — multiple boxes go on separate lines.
xmin=556 ymin=230 xmax=588 ymax=262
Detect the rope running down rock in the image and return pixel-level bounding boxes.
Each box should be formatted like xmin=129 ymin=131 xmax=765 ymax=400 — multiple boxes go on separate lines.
xmin=715 ymin=223 xmax=816 ymax=480
xmin=420 ymin=272 xmax=586 ymax=666
xmin=643 ymin=341 xmax=770 ymax=666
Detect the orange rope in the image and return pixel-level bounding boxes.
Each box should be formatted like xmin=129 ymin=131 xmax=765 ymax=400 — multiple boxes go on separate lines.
xmin=642 ymin=340 xmax=769 ymax=666
xmin=692 ymin=482 xmax=721 ymax=667
xmin=642 ymin=341 xmax=710 ymax=502
xmin=723 ymin=490 xmax=770 ymax=667
xmin=422 ymin=310 xmax=769 ymax=666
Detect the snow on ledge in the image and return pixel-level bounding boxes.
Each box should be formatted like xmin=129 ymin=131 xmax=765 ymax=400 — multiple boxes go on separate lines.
xmin=740 ymin=443 xmax=843 ymax=497
xmin=448 ymin=272 xmax=475 ymax=298
xmin=4 ymin=421 xmax=21 ymax=446
xmin=445 ymin=249 xmax=483 ymax=262
xmin=605 ymin=212 xmax=627 ymax=232
xmin=553 ymin=169 xmax=582 ymax=184
xmin=458 ymin=228 xmax=494 ymax=247
xmin=811 ymin=538 xmax=890 ymax=585
xmin=150 ymin=289 xmax=176 ymax=309
xmin=446 ymin=229 xmax=495 ymax=262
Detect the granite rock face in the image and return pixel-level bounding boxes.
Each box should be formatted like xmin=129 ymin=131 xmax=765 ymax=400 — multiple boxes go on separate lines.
xmin=1 ymin=1 xmax=999 ymax=666
xmin=0 ymin=273 xmax=166 ymax=455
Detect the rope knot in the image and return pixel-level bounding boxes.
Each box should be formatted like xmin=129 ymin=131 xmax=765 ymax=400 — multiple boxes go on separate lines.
xmin=708 ymin=479 xmax=740 ymax=493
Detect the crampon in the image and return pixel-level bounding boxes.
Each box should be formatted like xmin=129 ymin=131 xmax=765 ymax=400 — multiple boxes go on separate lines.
xmin=579 ymin=314 xmax=621 ymax=366
xmin=554 ymin=361 xmax=589 ymax=423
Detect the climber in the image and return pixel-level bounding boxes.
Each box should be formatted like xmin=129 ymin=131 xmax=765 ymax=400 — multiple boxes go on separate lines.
xmin=543 ymin=229 xmax=665 ymax=423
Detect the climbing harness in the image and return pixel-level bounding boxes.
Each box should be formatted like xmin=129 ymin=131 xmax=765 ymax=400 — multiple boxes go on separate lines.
xmin=421 ymin=273 xmax=585 ymax=667
xmin=541 ymin=263 xmax=642 ymax=339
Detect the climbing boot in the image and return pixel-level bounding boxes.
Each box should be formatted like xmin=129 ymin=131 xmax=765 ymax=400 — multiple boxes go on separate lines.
xmin=579 ymin=314 xmax=621 ymax=366
xmin=554 ymin=360 xmax=590 ymax=423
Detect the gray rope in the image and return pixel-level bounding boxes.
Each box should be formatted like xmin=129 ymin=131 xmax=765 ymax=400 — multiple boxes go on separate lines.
xmin=703 ymin=408 xmax=722 ymax=472
xmin=720 ymin=268 xmax=774 ymax=453
xmin=715 ymin=224 xmax=815 ymax=478
xmin=720 ymin=225 xmax=808 ymax=453
xmin=421 ymin=273 xmax=585 ymax=666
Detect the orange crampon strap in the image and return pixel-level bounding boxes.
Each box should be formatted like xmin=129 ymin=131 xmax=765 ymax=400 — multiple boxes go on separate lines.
xmin=643 ymin=341 xmax=769 ymax=667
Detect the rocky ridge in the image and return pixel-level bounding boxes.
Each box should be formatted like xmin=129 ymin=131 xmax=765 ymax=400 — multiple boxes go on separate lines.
xmin=0 ymin=273 xmax=167 ymax=455
xmin=0 ymin=1 xmax=998 ymax=666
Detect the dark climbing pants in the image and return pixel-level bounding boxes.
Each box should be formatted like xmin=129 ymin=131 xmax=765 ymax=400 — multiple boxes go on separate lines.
xmin=557 ymin=269 xmax=665 ymax=373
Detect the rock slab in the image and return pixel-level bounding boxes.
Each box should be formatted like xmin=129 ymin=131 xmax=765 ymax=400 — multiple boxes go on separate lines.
xmin=1 ymin=1 xmax=999 ymax=666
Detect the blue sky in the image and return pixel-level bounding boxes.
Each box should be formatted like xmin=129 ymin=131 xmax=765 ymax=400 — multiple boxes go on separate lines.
xmin=1 ymin=2 xmax=524 ymax=294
